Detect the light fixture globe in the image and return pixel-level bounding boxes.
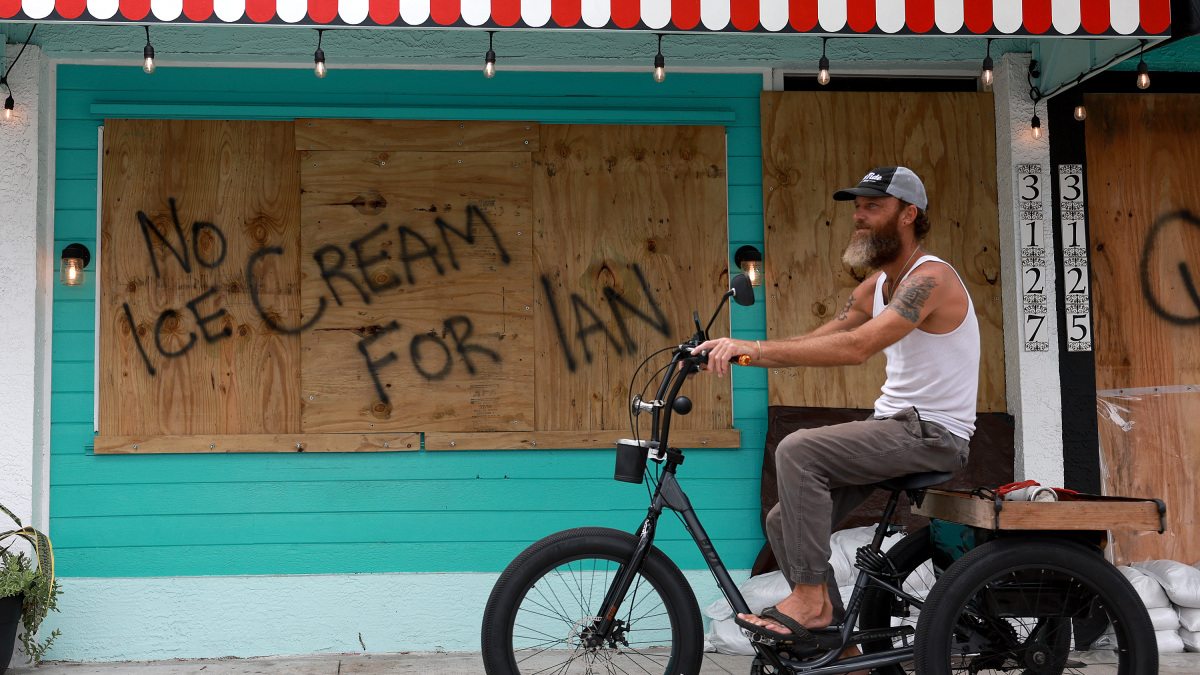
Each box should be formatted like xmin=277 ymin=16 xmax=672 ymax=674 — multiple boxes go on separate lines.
xmin=734 ymin=245 xmax=764 ymax=287
xmin=61 ymin=243 xmax=92 ymax=287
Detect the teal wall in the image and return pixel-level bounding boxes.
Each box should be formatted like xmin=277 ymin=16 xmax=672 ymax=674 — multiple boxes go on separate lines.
xmin=51 ymin=65 xmax=768 ymax=578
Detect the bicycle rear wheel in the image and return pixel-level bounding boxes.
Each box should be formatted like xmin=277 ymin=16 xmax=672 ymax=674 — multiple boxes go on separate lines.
xmin=914 ymin=536 xmax=1157 ymax=675
xmin=481 ymin=527 xmax=704 ymax=675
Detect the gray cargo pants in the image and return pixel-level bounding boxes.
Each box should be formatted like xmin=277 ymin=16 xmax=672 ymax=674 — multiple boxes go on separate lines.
xmin=764 ymin=406 xmax=969 ymax=621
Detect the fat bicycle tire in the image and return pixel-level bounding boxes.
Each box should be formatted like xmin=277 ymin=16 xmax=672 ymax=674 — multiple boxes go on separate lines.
xmin=857 ymin=526 xmax=933 ymax=674
xmin=481 ymin=527 xmax=704 ymax=675
xmin=914 ymin=536 xmax=1157 ymax=675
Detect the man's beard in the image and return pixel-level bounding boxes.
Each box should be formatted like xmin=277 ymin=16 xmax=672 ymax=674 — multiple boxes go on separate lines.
xmin=842 ymin=212 xmax=903 ymax=269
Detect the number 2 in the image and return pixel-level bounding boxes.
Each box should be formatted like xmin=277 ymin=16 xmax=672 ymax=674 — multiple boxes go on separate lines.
xmin=1025 ymin=267 xmax=1044 ymax=294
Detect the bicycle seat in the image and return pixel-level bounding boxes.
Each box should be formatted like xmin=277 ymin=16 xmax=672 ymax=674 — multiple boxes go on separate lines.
xmin=876 ymin=471 xmax=954 ymax=492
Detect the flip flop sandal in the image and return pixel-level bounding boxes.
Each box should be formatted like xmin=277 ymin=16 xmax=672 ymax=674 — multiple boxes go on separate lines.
xmin=733 ymin=606 xmax=842 ymax=651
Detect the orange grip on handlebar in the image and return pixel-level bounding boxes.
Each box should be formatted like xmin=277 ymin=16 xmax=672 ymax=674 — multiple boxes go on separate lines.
xmin=734 ymin=355 xmax=752 ymax=366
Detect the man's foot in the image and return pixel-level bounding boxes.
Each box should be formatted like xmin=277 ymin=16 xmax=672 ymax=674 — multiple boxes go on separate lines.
xmin=735 ymin=582 xmax=833 ymax=635
xmin=839 ymin=645 xmax=870 ymax=675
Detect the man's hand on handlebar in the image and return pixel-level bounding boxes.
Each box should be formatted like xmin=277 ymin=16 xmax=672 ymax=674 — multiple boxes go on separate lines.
xmin=687 ymin=337 xmax=756 ymax=378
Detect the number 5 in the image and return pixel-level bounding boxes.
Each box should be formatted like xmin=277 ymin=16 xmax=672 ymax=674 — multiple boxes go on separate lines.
xmin=1070 ymin=314 xmax=1090 ymax=342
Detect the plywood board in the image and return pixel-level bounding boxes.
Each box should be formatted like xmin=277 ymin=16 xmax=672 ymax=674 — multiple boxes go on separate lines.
xmin=911 ymin=489 xmax=1162 ymax=532
xmin=98 ymin=119 xmax=302 ymax=437
xmin=94 ymin=433 xmax=419 ymax=454
xmin=760 ymin=91 xmax=1004 ymax=412
xmin=296 ymin=119 xmax=540 ymax=152
xmin=424 ymin=429 xmax=741 ymax=451
xmin=1086 ymin=93 xmax=1200 ymax=565
xmin=298 ymin=150 xmax=534 ymax=433
xmin=531 ymin=125 xmax=732 ymax=432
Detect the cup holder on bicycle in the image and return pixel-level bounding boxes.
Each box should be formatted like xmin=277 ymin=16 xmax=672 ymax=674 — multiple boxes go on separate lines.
xmin=614 ymin=439 xmax=659 ymax=483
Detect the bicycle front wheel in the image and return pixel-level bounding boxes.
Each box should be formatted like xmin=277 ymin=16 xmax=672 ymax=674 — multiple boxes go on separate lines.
xmin=914 ymin=536 xmax=1157 ymax=675
xmin=481 ymin=526 xmax=704 ymax=675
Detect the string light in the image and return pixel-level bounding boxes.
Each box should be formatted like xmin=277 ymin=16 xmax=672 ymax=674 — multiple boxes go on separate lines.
xmin=314 ymin=29 xmax=327 ymax=78
xmin=1074 ymin=105 xmax=1087 ymax=121
xmin=484 ymin=31 xmax=496 ymax=78
xmin=1 ymin=25 xmax=36 ymax=121
xmin=981 ymin=39 xmax=993 ymax=91
xmin=1031 ymin=109 xmax=1042 ymax=140
xmin=817 ymin=37 xmax=830 ymax=86
xmin=1136 ymin=40 xmax=1150 ymax=90
xmin=142 ymin=25 xmax=156 ymax=74
xmin=653 ymin=34 xmax=665 ymax=83
xmin=1026 ymin=59 xmax=1042 ymax=140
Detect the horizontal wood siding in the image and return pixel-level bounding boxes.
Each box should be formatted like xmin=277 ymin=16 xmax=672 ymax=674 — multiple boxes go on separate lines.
xmin=51 ymin=65 xmax=767 ymax=577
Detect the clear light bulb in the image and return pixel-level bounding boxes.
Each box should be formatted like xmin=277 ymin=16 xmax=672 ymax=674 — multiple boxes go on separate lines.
xmin=315 ymin=61 xmax=327 ymax=78
xmin=1032 ymin=125 xmax=1042 ymax=140
xmin=817 ymin=54 xmax=830 ymax=86
xmin=143 ymin=55 xmax=155 ymax=74
xmin=1132 ymin=60 xmax=1152 ymax=89
xmin=653 ymin=51 xmax=665 ymax=82
xmin=143 ymin=42 xmax=156 ymax=74
xmin=1031 ymin=114 xmax=1042 ymax=140
xmin=484 ymin=49 xmax=496 ymax=78
xmin=3 ymin=97 xmax=12 ymax=121
xmin=981 ymin=69 xmax=993 ymax=90
xmin=1074 ymin=105 xmax=1087 ymax=121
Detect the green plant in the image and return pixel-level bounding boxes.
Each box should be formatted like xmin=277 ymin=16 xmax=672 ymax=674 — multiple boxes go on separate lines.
xmin=1 ymin=503 xmax=61 ymax=663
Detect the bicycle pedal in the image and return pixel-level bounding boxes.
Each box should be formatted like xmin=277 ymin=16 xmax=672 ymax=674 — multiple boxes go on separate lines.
xmin=847 ymin=625 xmax=915 ymax=644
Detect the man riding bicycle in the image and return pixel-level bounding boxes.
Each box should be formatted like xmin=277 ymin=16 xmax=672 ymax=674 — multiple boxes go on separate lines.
xmin=693 ymin=166 xmax=980 ymax=664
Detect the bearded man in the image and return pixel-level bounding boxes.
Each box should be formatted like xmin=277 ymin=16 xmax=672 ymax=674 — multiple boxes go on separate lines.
xmin=693 ymin=166 xmax=980 ymax=662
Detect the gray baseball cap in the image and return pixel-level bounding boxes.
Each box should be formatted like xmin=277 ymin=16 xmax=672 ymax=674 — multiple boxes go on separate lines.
xmin=833 ymin=166 xmax=928 ymax=211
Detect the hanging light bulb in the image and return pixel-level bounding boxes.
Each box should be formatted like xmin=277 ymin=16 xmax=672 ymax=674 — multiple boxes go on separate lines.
xmin=1074 ymin=105 xmax=1087 ymax=121
xmin=3 ymin=94 xmax=13 ymax=121
xmin=142 ymin=26 xmax=156 ymax=74
xmin=817 ymin=38 xmax=830 ymax=86
xmin=1031 ymin=113 xmax=1042 ymax=140
xmin=484 ymin=31 xmax=496 ymax=78
xmin=314 ymin=29 xmax=327 ymax=78
xmin=653 ymin=34 xmax=665 ymax=83
xmin=1132 ymin=48 xmax=1152 ymax=90
xmin=981 ymin=39 xmax=993 ymax=91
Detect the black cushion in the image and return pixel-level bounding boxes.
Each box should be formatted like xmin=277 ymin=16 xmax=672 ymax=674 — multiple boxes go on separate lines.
xmin=876 ymin=471 xmax=955 ymax=492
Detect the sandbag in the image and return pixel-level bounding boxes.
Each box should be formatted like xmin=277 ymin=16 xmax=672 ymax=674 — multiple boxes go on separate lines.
xmin=1179 ymin=606 xmax=1200 ymax=632
xmin=1118 ymin=565 xmax=1171 ymax=609
xmin=1149 ymin=606 xmax=1181 ymax=631
xmin=1179 ymin=628 xmax=1200 ymax=653
xmin=704 ymin=617 xmax=757 ymax=656
xmin=1134 ymin=560 xmax=1200 ymax=608
xmin=1156 ymin=628 xmax=1186 ymax=653
xmin=703 ymin=570 xmax=791 ymax=620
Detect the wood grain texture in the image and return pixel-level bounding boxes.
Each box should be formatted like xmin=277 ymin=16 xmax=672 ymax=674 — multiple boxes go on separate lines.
xmin=295 ymin=119 xmax=540 ymax=152
xmin=532 ymin=124 xmax=732 ymax=432
xmin=911 ymin=489 xmax=1162 ymax=532
xmin=760 ymin=91 xmax=1003 ymax=412
xmin=424 ymin=429 xmax=741 ymax=450
xmin=98 ymin=119 xmax=302 ymax=437
xmin=298 ymin=149 xmax=534 ymax=433
xmin=1086 ymin=93 xmax=1200 ymax=565
xmin=94 ymin=433 xmax=419 ymax=454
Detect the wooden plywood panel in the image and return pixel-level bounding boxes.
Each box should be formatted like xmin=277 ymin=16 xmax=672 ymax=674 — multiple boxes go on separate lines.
xmin=532 ymin=125 xmax=732 ymax=432
xmin=298 ymin=150 xmax=534 ymax=433
xmin=296 ymin=119 xmax=540 ymax=152
xmin=94 ymin=432 xmax=419 ymax=454
xmin=1086 ymin=94 xmax=1200 ymax=564
xmin=98 ymin=119 xmax=302 ymax=437
xmin=424 ymin=429 xmax=741 ymax=450
xmin=760 ymin=91 xmax=1003 ymax=412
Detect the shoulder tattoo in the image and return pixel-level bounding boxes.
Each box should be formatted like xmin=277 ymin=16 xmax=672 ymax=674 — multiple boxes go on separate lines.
xmin=835 ymin=292 xmax=856 ymax=321
xmin=888 ymin=274 xmax=939 ymax=324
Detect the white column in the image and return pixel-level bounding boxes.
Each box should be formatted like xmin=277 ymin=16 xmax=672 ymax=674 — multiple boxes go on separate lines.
xmin=0 ymin=43 xmax=44 ymax=530
xmin=993 ymin=52 xmax=1064 ymax=486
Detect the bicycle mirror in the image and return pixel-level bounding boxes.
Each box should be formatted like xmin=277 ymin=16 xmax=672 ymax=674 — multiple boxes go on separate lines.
xmin=730 ymin=274 xmax=755 ymax=307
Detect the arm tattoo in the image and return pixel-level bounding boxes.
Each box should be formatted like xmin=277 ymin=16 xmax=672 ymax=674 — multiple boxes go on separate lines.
xmin=888 ymin=275 xmax=939 ymax=324
xmin=835 ymin=292 xmax=856 ymax=321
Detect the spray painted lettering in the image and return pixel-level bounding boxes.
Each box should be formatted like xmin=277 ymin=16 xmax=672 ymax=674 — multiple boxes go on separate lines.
xmin=1140 ymin=210 xmax=1200 ymax=325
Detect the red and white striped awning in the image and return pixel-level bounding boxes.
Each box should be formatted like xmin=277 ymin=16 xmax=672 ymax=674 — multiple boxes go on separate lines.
xmin=0 ymin=0 xmax=1171 ymax=35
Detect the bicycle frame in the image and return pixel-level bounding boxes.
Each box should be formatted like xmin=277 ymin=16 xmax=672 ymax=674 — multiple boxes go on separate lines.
xmin=599 ymin=346 xmax=923 ymax=674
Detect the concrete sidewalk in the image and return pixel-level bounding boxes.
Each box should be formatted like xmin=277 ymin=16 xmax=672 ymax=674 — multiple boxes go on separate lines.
xmin=8 ymin=651 xmax=1200 ymax=674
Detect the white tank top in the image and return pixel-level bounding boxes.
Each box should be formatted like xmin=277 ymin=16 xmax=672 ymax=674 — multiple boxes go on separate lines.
xmin=871 ymin=255 xmax=980 ymax=440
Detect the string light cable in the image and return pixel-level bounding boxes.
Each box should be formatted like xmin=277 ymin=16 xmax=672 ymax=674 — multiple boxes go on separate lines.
xmin=1027 ymin=59 xmax=1043 ymax=140
xmin=1031 ymin=37 xmax=1167 ymax=105
xmin=2 ymin=24 xmax=37 ymax=121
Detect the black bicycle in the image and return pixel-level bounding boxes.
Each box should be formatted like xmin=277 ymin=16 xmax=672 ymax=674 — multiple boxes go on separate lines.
xmin=481 ymin=274 xmax=1157 ymax=675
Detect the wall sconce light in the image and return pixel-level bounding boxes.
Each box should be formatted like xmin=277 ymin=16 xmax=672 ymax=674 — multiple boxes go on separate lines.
xmin=61 ymin=243 xmax=91 ymax=286
xmin=734 ymin=245 xmax=763 ymax=287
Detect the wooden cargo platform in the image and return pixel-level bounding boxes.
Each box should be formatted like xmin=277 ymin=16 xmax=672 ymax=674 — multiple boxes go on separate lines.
xmin=911 ymin=489 xmax=1166 ymax=532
